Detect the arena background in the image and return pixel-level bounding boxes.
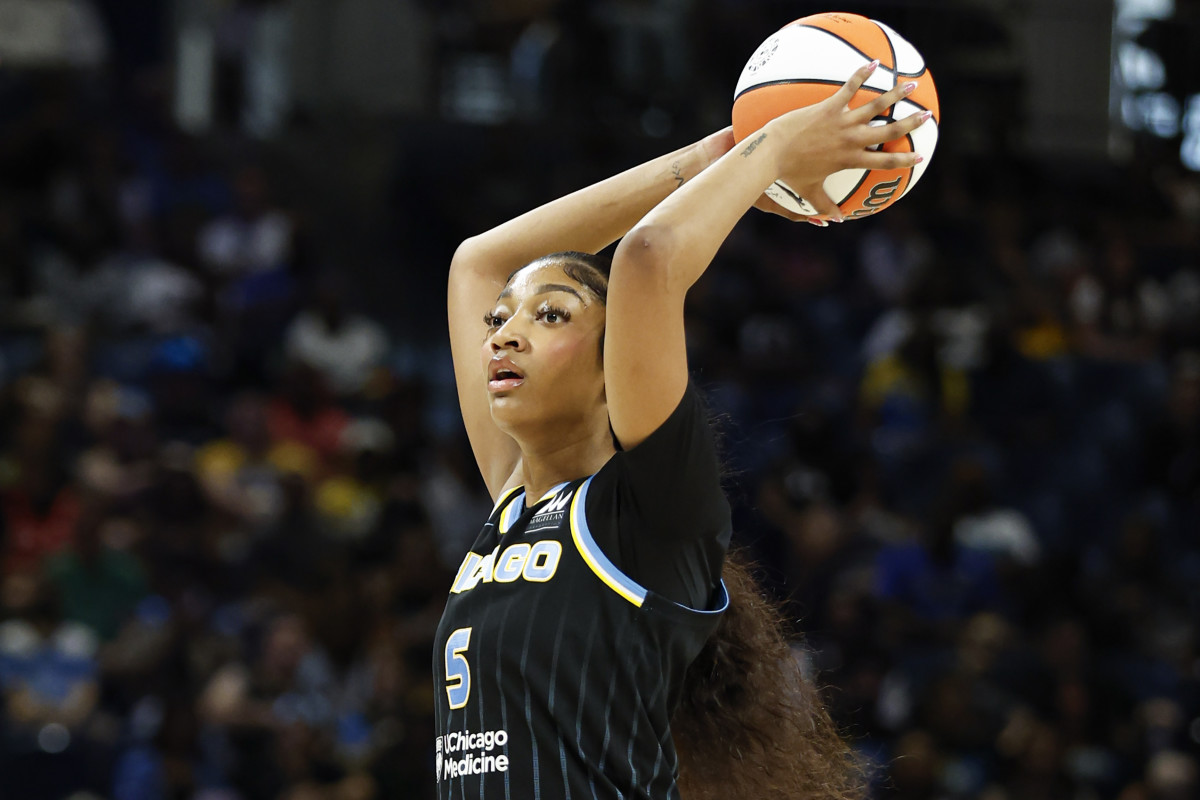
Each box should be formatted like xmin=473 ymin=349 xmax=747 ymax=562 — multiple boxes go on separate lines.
xmin=0 ymin=1 xmax=1197 ymax=798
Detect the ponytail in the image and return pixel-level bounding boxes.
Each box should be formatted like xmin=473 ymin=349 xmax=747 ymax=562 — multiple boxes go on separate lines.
xmin=672 ymin=551 xmax=866 ymax=800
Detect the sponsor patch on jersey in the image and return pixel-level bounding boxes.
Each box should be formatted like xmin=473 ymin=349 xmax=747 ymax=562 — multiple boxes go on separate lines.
xmin=436 ymin=728 xmax=510 ymax=781
xmin=525 ymin=488 xmax=573 ymax=533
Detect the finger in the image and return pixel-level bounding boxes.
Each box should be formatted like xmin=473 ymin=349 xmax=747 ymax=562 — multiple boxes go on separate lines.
xmin=831 ymin=59 xmax=879 ymax=109
xmin=853 ymin=148 xmax=925 ymax=171
xmin=848 ymin=79 xmax=920 ymax=124
xmin=857 ymin=109 xmax=933 ymax=147
xmin=798 ymin=185 xmax=843 ymax=222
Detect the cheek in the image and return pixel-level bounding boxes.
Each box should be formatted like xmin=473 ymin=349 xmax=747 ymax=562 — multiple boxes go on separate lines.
xmin=544 ymin=332 xmax=602 ymax=379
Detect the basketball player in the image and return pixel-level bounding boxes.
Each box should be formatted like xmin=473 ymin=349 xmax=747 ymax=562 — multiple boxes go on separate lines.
xmin=436 ymin=62 xmax=927 ymax=799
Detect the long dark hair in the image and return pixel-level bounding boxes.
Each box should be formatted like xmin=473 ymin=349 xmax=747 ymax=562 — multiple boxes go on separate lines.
xmin=540 ymin=250 xmax=866 ymax=799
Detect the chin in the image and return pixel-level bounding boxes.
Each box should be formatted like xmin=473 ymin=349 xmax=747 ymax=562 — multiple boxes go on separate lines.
xmin=488 ymin=394 xmax=533 ymax=428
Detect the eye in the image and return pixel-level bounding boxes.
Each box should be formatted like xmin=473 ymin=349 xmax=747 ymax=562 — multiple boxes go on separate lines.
xmin=483 ymin=311 xmax=506 ymax=329
xmin=536 ymin=305 xmax=570 ymax=324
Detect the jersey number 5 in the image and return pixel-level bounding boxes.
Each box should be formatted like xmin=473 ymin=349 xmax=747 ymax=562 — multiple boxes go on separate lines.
xmin=444 ymin=627 xmax=472 ymax=709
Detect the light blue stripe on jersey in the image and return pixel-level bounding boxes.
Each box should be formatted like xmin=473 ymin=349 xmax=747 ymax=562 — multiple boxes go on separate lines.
xmin=499 ymin=491 xmax=525 ymax=534
xmin=570 ymin=475 xmax=733 ymax=614
xmin=569 ymin=475 xmax=648 ymax=607
xmin=537 ymin=481 xmax=570 ymax=503
xmin=692 ymin=579 xmax=731 ymax=616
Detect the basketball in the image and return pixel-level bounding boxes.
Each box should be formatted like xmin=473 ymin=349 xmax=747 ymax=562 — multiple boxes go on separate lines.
xmin=732 ymin=12 xmax=939 ymax=220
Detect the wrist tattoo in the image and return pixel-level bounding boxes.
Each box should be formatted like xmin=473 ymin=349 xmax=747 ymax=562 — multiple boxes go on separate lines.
xmin=740 ymin=132 xmax=768 ymax=157
xmin=671 ymin=161 xmax=685 ymax=189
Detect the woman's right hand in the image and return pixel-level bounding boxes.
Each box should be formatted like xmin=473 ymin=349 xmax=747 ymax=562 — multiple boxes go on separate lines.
xmin=764 ymin=60 xmax=931 ymax=221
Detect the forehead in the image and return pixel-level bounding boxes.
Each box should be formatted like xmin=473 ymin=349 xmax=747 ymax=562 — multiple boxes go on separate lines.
xmin=499 ymin=263 xmax=586 ymax=301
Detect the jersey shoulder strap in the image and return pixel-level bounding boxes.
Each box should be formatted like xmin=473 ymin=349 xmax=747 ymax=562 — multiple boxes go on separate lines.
xmin=490 ymin=485 xmax=527 ymax=535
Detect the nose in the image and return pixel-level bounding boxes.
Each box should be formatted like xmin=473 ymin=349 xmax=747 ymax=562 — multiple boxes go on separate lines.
xmin=488 ymin=319 xmax=528 ymax=353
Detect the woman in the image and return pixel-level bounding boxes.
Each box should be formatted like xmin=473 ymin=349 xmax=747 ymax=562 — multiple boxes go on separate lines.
xmin=436 ymin=63 xmax=929 ymax=799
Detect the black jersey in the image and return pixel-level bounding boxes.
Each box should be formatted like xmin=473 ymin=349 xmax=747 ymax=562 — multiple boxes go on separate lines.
xmin=433 ymin=385 xmax=732 ymax=800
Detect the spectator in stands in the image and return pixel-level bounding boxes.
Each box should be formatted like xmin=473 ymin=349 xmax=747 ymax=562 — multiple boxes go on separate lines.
xmin=1069 ymin=229 xmax=1169 ymax=363
xmin=198 ymin=163 xmax=292 ymax=280
xmin=42 ymin=504 xmax=147 ymax=641
xmin=875 ymin=490 xmax=1003 ymax=648
xmin=198 ymin=612 xmax=339 ymax=800
xmin=267 ymin=364 xmax=351 ymax=463
xmin=284 ymin=273 xmax=389 ymax=400
xmin=1 ymin=398 xmax=80 ymax=575
xmin=195 ymin=391 xmax=319 ymax=527
xmin=0 ymin=572 xmax=103 ymax=797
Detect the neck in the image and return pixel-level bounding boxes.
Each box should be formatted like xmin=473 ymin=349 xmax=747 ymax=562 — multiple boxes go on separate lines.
xmin=517 ymin=423 xmax=615 ymax=502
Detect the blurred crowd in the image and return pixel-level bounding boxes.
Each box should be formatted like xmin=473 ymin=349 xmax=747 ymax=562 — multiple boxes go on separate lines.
xmin=1 ymin=1 xmax=1199 ymax=800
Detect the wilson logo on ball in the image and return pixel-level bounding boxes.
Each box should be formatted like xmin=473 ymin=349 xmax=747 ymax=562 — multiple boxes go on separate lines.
xmin=864 ymin=177 xmax=902 ymax=209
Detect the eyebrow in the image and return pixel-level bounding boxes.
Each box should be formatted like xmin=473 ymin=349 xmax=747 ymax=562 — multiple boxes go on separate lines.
xmin=496 ymin=283 xmax=586 ymax=303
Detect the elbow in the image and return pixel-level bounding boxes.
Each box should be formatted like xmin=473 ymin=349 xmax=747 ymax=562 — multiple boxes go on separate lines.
xmin=614 ymin=224 xmax=679 ymax=283
xmin=450 ymin=236 xmax=484 ymax=276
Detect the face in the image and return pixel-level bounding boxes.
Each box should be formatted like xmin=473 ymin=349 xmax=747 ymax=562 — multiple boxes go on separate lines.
xmin=480 ymin=262 xmax=607 ymax=435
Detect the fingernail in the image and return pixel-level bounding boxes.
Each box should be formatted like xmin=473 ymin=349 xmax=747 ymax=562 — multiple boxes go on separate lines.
xmin=920 ymin=110 xmax=932 ymax=122
xmin=830 ymin=212 xmax=845 ymax=223
xmin=914 ymin=154 xmax=925 ymax=164
xmin=904 ymin=82 xmax=918 ymax=94
xmin=867 ymin=60 xmax=880 ymax=72
xmin=807 ymin=218 xmax=829 ymax=228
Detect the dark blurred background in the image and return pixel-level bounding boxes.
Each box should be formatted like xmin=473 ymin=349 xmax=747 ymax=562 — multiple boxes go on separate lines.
xmin=0 ymin=1 xmax=1197 ymax=799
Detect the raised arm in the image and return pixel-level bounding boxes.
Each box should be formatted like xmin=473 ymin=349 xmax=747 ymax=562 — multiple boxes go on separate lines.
xmin=448 ymin=133 xmax=731 ymax=497
xmin=605 ymin=64 xmax=930 ymax=448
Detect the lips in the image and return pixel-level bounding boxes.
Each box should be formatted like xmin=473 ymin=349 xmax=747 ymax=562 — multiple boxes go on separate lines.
xmin=488 ymin=357 xmax=525 ymax=392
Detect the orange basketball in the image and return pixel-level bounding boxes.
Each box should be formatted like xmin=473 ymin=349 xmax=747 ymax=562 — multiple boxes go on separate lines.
xmin=732 ymin=12 xmax=940 ymax=221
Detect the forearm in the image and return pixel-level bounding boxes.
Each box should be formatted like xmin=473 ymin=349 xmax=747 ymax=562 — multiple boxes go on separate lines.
xmin=451 ymin=139 xmax=714 ymax=280
xmin=614 ymin=128 xmax=781 ymax=291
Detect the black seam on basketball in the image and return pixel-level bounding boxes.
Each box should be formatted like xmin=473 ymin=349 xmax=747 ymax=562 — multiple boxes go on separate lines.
xmin=734 ymin=79 xmax=885 ymax=103
xmin=877 ymin=20 xmax=898 ymax=120
xmin=870 ymin=20 xmax=928 ymax=78
xmin=796 ymin=23 xmax=892 ymax=70
xmin=772 ymin=181 xmax=807 ymax=209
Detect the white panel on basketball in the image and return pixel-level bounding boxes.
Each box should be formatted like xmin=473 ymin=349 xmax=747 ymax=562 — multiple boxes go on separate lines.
xmin=875 ymin=21 xmax=926 ymax=76
xmin=898 ymin=113 xmax=939 ymax=200
xmin=734 ymin=25 xmax=893 ymax=97
xmin=824 ymin=167 xmax=868 ymax=205
xmin=862 ymin=62 xmax=896 ymax=94
xmin=892 ymin=98 xmax=925 ymax=122
xmin=765 ymin=182 xmax=814 ymax=215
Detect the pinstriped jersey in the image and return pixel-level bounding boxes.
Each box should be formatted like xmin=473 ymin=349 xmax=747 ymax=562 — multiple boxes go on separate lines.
xmin=433 ymin=386 xmax=732 ymax=800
